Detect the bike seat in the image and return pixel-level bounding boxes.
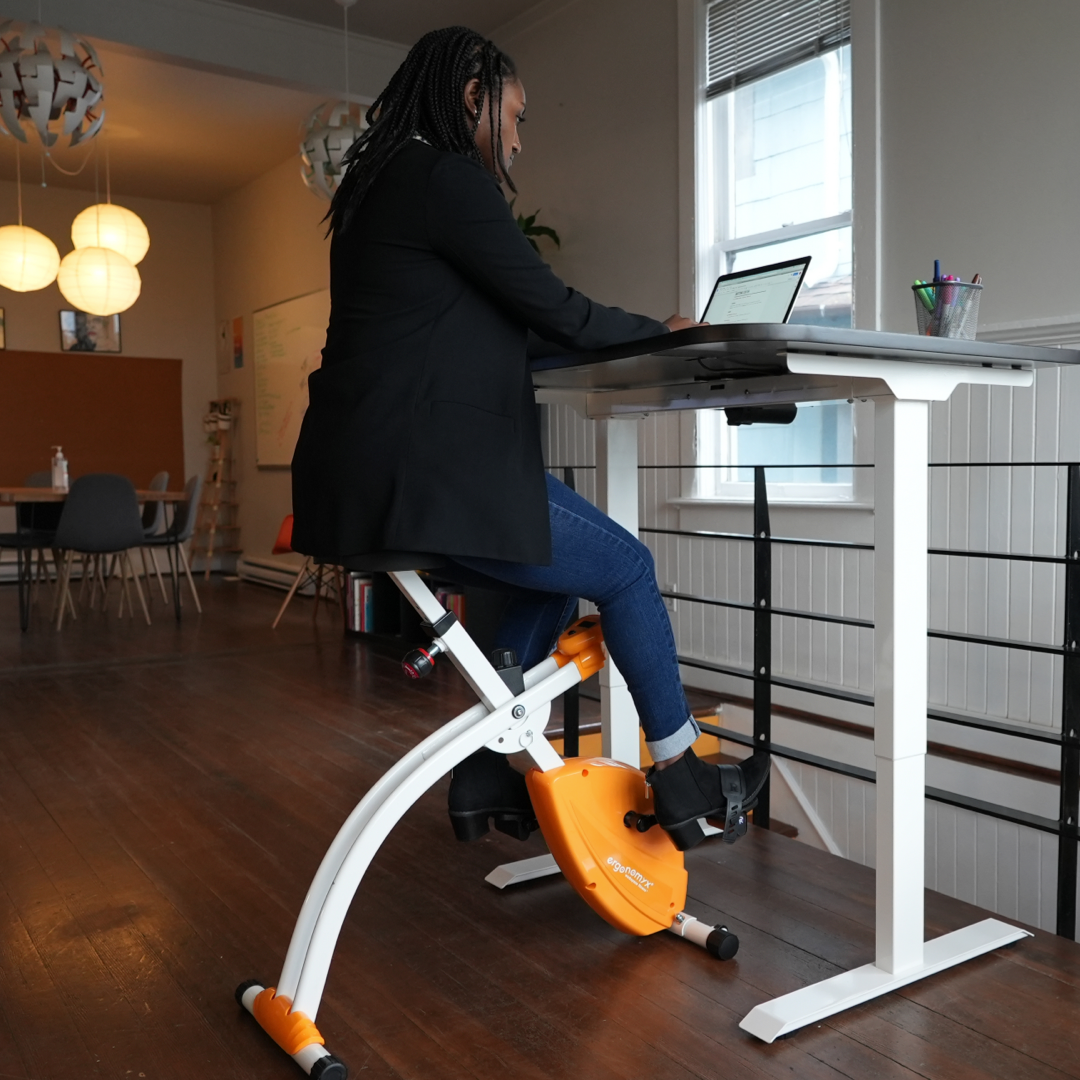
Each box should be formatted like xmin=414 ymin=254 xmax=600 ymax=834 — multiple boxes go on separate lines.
xmin=325 ymin=551 xmax=449 ymax=572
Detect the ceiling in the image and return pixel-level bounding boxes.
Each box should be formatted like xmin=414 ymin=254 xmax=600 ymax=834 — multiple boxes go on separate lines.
xmin=0 ymin=0 xmax=545 ymax=205
xmin=0 ymin=43 xmax=328 ymax=204
xmin=229 ymin=0 xmax=543 ymax=41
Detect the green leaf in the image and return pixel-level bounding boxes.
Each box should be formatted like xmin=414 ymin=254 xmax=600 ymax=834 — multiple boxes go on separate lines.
xmin=526 ymin=224 xmax=561 ymax=248
xmin=514 ymin=206 xmax=561 ymax=250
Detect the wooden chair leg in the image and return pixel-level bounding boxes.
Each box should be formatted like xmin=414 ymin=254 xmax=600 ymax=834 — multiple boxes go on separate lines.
xmin=178 ymin=544 xmax=202 ymax=614
xmin=126 ymin=551 xmax=151 ymax=625
xmin=138 ymin=548 xmax=152 ymax=604
xmin=78 ymin=554 xmax=88 ymax=604
xmin=272 ymin=557 xmax=312 ymax=629
xmin=148 ymin=547 xmax=169 ymax=603
xmin=101 ymin=553 xmax=119 ymax=611
xmin=51 ymin=550 xmax=76 ymax=621
xmin=118 ymin=552 xmax=134 ymax=618
xmin=56 ymin=550 xmax=75 ymax=631
xmin=311 ymin=563 xmax=325 ymax=624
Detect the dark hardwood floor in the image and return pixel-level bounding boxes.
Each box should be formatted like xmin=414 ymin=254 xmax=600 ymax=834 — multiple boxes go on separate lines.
xmin=0 ymin=578 xmax=1077 ymax=1079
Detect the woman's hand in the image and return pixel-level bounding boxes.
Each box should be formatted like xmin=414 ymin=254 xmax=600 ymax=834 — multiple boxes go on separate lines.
xmin=663 ymin=314 xmax=707 ymax=332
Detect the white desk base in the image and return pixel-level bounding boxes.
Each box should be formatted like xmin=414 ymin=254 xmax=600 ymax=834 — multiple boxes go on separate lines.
xmin=740 ymin=919 xmax=1032 ymax=1042
xmin=529 ymin=353 xmax=1034 ymax=1040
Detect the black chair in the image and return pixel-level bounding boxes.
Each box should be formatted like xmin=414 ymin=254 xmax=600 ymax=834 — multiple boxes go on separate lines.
xmin=144 ymin=474 xmax=203 ymax=616
xmin=54 ymin=474 xmax=151 ymax=629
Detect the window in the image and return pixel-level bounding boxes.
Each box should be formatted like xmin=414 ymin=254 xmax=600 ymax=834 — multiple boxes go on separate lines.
xmin=696 ymin=401 xmax=854 ymax=501
xmin=695 ymin=0 xmax=854 ymax=500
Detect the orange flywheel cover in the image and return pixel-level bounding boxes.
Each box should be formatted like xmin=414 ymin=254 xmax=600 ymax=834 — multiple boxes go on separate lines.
xmin=527 ymin=757 xmax=687 ymax=936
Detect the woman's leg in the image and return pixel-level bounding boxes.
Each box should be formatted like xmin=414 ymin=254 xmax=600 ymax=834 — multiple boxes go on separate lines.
xmin=448 ymin=473 xmax=699 ymax=760
xmin=443 ymin=472 xmax=769 ymax=850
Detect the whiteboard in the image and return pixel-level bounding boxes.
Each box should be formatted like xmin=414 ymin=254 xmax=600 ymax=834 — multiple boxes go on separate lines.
xmin=253 ymin=289 xmax=329 ymax=466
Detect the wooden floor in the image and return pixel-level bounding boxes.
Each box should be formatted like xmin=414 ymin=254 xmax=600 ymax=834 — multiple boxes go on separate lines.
xmin=0 ymin=578 xmax=1078 ymax=1080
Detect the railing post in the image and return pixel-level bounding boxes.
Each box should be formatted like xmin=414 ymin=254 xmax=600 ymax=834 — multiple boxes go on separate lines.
xmin=561 ymin=466 xmax=580 ymax=757
xmin=753 ymin=466 xmax=772 ymax=827
xmin=1059 ymin=465 xmax=1080 ymax=939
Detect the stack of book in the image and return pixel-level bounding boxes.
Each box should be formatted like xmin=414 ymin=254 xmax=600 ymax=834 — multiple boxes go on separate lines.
xmin=346 ymin=574 xmax=375 ymax=633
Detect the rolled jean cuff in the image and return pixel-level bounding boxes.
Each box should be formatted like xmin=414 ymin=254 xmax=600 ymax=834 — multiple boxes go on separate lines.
xmin=646 ymin=716 xmax=701 ymax=762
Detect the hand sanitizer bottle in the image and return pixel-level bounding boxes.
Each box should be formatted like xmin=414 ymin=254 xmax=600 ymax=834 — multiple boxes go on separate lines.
xmin=51 ymin=446 xmax=69 ymax=492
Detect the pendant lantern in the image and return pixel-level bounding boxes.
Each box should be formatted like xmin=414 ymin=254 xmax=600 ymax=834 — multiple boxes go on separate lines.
xmin=57 ymin=245 xmax=140 ymax=315
xmin=71 ymin=203 xmax=149 ymax=265
xmin=0 ymin=223 xmax=60 ymax=291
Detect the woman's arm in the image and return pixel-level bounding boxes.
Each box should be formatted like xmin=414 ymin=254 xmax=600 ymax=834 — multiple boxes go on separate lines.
xmin=426 ymin=153 xmax=668 ymax=350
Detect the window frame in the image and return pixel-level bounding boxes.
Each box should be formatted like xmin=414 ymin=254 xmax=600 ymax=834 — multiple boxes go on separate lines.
xmin=687 ymin=3 xmax=861 ymax=508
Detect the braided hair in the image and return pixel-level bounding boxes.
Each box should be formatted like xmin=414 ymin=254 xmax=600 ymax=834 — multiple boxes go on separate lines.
xmin=329 ymin=26 xmax=518 ymax=234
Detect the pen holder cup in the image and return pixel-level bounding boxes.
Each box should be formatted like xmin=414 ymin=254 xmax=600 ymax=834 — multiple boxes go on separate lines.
xmin=912 ymin=281 xmax=982 ymax=339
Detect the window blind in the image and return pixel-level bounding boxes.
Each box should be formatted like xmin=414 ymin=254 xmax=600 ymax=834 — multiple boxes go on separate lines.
xmin=706 ymin=0 xmax=850 ymax=97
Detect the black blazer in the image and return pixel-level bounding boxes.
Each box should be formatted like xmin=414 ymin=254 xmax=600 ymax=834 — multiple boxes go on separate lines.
xmin=291 ymin=140 xmax=666 ymax=565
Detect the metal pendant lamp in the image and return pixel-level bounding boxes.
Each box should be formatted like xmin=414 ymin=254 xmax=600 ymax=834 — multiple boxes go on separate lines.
xmin=299 ymin=0 xmax=365 ymax=200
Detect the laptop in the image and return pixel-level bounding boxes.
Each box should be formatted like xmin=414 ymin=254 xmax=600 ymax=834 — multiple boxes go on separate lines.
xmin=700 ymin=256 xmax=811 ymax=326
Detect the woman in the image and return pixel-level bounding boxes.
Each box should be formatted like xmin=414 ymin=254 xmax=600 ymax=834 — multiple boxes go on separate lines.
xmin=292 ymin=26 xmax=768 ymax=852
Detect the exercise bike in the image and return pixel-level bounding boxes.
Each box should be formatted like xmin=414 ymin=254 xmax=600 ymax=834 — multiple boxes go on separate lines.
xmin=237 ymin=564 xmax=747 ymax=1080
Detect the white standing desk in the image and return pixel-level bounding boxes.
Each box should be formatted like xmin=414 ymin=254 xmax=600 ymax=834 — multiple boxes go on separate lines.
xmin=523 ymin=324 xmax=1080 ymax=1042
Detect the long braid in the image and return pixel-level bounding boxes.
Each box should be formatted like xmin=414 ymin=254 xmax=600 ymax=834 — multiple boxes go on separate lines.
xmin=329 ymin=27 xmax=517 ymax=235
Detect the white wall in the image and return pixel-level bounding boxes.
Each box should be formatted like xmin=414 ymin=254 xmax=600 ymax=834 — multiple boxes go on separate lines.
xmin=495 ymin=0 xmax=683 ymax=321
xmin=212 ymin=154 xmax=331 ymax=558
xmin=876 ymin=0 xmax=1080 ymax=334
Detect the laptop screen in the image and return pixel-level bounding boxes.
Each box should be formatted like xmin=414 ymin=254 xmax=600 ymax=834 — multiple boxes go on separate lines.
xmin=701 ymin=257 xmax=811 ymax=325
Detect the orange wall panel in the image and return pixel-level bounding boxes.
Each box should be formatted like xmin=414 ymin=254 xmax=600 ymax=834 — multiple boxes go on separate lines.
xmin=0 ymin=350 xmax=185 ymax=488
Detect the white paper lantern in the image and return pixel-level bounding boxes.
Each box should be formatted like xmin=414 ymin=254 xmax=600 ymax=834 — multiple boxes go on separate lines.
xmin=0 ymin=223 xmax=60 ymax=291
xmin=0 ymin=20 xmax=104 ymax=148
xmin=57 ymin=246 xmax=140 ymax=315
xmin=71 ymin=203 xmax=149 ymax=265
xmin=299 ymin=100 xmax=367 ymax=200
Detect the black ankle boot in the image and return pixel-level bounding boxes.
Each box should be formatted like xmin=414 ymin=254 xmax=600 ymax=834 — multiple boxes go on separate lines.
xmin=647 ymin=748 xmax=770 ymax=851
xmin=448 ymin=749 xmax=538 ymax=842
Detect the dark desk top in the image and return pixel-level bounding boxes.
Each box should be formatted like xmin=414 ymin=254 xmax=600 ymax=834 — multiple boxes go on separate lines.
xmin=531 ymin=324 xmax=1080 ymax=392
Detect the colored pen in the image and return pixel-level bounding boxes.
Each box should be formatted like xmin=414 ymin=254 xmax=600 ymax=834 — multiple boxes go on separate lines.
xmin=934 ymin=259 xmax=941 ymax=283
xmin=914 ymin=279 xmax=935 ymax=313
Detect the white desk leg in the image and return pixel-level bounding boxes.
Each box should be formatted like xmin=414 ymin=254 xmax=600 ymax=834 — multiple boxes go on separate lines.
xmin=595 ymin=418 xmax=642 ymax=767
xmin=739 ymin=395 xmax=1029 ymax=1042
xmin=875 ymin=396 xmax=929 ymax=971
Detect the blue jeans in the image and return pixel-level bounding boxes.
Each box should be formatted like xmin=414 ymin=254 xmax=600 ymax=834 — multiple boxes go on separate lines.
xmin=444 ymin=473 xmax=700 ymax=760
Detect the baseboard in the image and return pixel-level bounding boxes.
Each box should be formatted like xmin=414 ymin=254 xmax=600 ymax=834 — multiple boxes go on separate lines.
xmin=236 ymin=553 xmax=311 ymax=594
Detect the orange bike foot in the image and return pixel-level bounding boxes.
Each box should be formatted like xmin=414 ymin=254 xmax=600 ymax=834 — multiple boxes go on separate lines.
xmin=236 ymin=980 xmax=347 ymax=1079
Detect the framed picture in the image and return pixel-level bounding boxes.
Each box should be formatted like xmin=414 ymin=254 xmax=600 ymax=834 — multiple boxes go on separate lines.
xmin=0 ymin=307 xmax=5 ymax=349
xmin=59 ymin=310 xmax=121 ymax=353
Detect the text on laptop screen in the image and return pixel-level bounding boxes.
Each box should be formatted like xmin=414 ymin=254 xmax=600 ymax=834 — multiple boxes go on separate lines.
xmin=703 ymin=264 xmax=806 ymax=324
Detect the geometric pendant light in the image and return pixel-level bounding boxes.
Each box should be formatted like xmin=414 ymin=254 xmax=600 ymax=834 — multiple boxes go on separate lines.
xmin=299 ymin=0 xmax=365 ymax=201
xmin=57 ymin=245 xmax=141 ymax=315
xmin=71 ymin=202 xmax=149 ymax=265
xmin=0 ymin=20 xmax=105 ymax=149
xmin=299 ymin=99 xmax=366 ymax=201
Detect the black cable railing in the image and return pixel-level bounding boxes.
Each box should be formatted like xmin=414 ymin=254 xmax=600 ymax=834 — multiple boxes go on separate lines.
xmin=548 ymin=458 xmax=1080 ymax=940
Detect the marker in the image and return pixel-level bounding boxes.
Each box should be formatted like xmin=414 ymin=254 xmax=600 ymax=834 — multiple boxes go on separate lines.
xmin=913 ymin=279 xmax=935 ymax=313
xmin=934 ymin=259 xmax=941 ymax=283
